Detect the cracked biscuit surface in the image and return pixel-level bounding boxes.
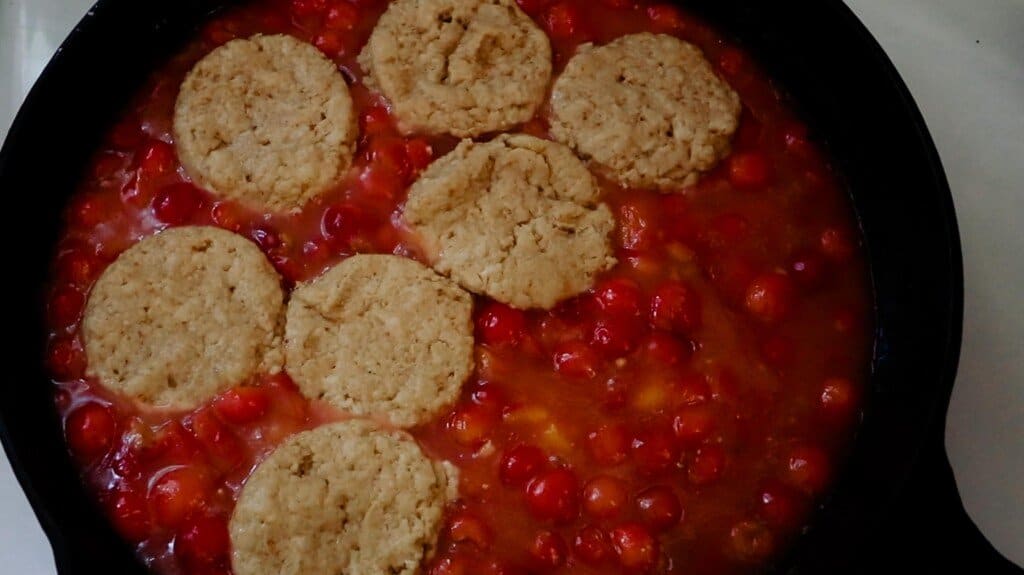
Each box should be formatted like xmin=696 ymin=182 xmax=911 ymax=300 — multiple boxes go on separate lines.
xmin=358 ymin=0 xmax=551 ymax=137
xmin=174 ymin=34 xmax=357 ymax=212
xmin=550 ymin=33 xmax=741 ymax=190
xmin=82 ymin=226 xmax=285 ymax=409
xmin=404 ymin=134 xmax=616 ymax=309
xmin=285 ymin=254 xmax=474 ymax=427
xmin=230 ymin=420 xmax=456 ymax=575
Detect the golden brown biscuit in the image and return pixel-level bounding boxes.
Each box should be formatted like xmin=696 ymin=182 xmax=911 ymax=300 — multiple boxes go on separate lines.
xmin=285 ymin=255 xmax=474 ymax=427
xmin=358 ymin=0 xmax=551 ymax=137
xmin=550 ymin=33 xmax=741 ymax=190
xmin=174 ymin=34 xmax=356 ymax=212
xmin=82 ymin=226 xmax=284 ymax=409
xmin=404 ymin=134 xmax=616 ymax=309
xmin=230 ymin=421 xmax=456 ymax=575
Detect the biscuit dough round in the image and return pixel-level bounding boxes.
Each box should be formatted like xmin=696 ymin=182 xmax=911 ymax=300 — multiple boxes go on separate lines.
xmin=550 ymin=33 xmax=741 ymax=190
xmin=82 ymin=226 xmax=284 ymax=409
xmin=404 ymin=134 xmax=616 ymax=309
xmin=285 ymin=255 xmax=473 ymax=427
xmin=358 ymin=0 xmax=551 ymax=137
xmin=174 ymin=34 xmax=357 ymax=212
xmin=230 ymin=421 xmax=456 ymax=575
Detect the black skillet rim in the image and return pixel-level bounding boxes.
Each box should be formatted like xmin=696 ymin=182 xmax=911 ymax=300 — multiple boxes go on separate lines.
xmin=0 ymin=0 xmax=972 ymax=573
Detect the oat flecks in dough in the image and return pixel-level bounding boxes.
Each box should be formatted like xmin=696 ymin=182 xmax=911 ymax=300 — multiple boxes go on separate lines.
xmin=230 ymin=420 xmax=457 ymax=575
xmin=358 ymin=0 xmax=552 ymax=137
xmin=550 ymin=32 xmax=742 ymax=190
xmin=285 ymin=254 xmax=474 ymax=427
xmin=174 ymin=34 xmax=357 ymax=212
xmin=404 ymin=134 xmax=617 ymax=310
xmin=82 ymin=226 xmax=285 ymax=410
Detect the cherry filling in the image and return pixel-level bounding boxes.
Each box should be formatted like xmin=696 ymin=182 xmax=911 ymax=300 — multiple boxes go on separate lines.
xmin=46 ymin=1 xmax=872 ymax=574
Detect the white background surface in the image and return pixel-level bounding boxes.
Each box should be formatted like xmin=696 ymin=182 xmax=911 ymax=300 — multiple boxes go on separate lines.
xmin=1 ymin=0 xmax=1021 ymax=572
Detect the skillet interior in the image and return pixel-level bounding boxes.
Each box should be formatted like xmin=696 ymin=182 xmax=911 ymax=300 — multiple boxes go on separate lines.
xmin=0 ymin=0 xmax=1000 ymax=573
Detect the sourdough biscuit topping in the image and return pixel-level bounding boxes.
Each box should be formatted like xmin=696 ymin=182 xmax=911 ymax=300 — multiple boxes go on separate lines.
xmin=551 ymin=33 xmax=741 ymax=189
xmin=82 ymin=226 xmax=284 ymax=409
xmin=174 ymin=34 xmax=357 ymax=212
xmin=358 ymin=0 xmax=551 ymax=137
xmin=404 ymin=134 xmax=616 ymax=309
xmin=230 ymin=421 xmax=455 ymax=575
xmin=285 ymin=255 xmax=474 ymax=427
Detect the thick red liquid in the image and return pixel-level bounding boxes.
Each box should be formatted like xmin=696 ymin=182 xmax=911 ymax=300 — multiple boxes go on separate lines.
xmin=46 ymin=1 xmax=872 ymax=574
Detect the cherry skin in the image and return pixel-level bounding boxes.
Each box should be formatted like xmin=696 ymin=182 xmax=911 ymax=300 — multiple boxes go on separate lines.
xmin=631 ymin=429 xmax=679 ymax=475
xmin=820 ymin=377 xmax=857 ymax=416
xmin=447 ymin=511 xmax=491 ymax=549
xmin=553 ymin=341 xmax=599 ymax=378
xmin=500 ymin=444 xmax=546 ymax=487
xmin=58 ymin=248 xmax=101 ymax=286
xmin=365 ymin=136 xmax=413 ymax=185
xmin=758 ymin=480 xmax=805 ymax=529
xmin=49 ymin=337 xmax=86 ymax=380
xmin=66 ymin=403 xmax=117 ymax=460
xmin=515 ymin=0 xmax=548 ymax=16
xmin=819 ymin=227 xmax=856 ymax=261
xmin=582 ymin=475 xmax=629 ymax=519
xmin=187 ymin=409 xmax=244 ymax=470
xmin=785 ymin=445 xmax=830 ymax=494
xmin=635 ymin=485 xmax=683 ymax=532
xmin=744 ymin=273 xmax=794 ymax=322
xmin=530 ymin=530 xmax=567 ymax=569
xmin=525 ymin=468 xmax=580 ymax=524
xmin=405 ymin=138 xmax=434 ymax=173
xmin=477 ymin=302 xmax=527 ymax=346
xmin=290 ymin=0 xmax=329 ymax=17
xmin=672 ymin=405 xmax=716 ymax=445
xmin=648 ymin=5 xmax=685 ymax=31
xmin=324 ymin=2 xmax=358 ymax=30
xmin=689 ymin=445 xmax=726 ymax=485
xmin=593 ymin=278 xmax=643 ymax=317
xmin=213 ymin=386 xmax=269 ymax=424
xmin=153 ymin=183 xmax=203 ymax=225
xmin=314 ymin=31 xmax=344 ymax=57
xmin=638 ymin=332 xmax=690 ymax=366
xmin=648 ymin=281 xmax=701 ymax=333
xmin=149 ymin=466 xmax=211 ymax=529
xmin=108 ymin=483 xmax=151 ymax=542
xmin=49 ymin=285 xmax=84 ymax=328
xmin=429 ymin=554 xmax=470 ymax=575
xmin=446 ymin=403 xmax=497 ymax=448
xmin=139 ymin=140 xmax=176 ymax=177
xmin=176 ymin=512 xmax=230 ymax=567
xmin=589 ymin=315 xmax=644 ymax=357
xmin=544 ymin=3 xmax=581 ymax=39
xmin=574 ymin=525 xmax=613 ymax=565
xmin=728 ymin=520 xmax=774 ymax=562
xmin=321 ymin=203 xmax=366 ymax=246
xmin=360 ymin=105 xmax=392 ymax=136
xmin=610 ymin=523 xmax=660 ymax=572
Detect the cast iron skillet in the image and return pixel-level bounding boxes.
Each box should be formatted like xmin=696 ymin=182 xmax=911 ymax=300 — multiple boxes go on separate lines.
xmin=0 ymin=0 xmax=1019 ymax=573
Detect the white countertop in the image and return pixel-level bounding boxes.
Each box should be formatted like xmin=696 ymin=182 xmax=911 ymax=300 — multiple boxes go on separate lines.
xmin=1 ymin=0 xmax=1021 ymax=571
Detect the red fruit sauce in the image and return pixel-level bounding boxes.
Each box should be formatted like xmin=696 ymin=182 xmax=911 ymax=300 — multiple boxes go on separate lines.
xmin=46 ymin=1 xmax=872 ymax=574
